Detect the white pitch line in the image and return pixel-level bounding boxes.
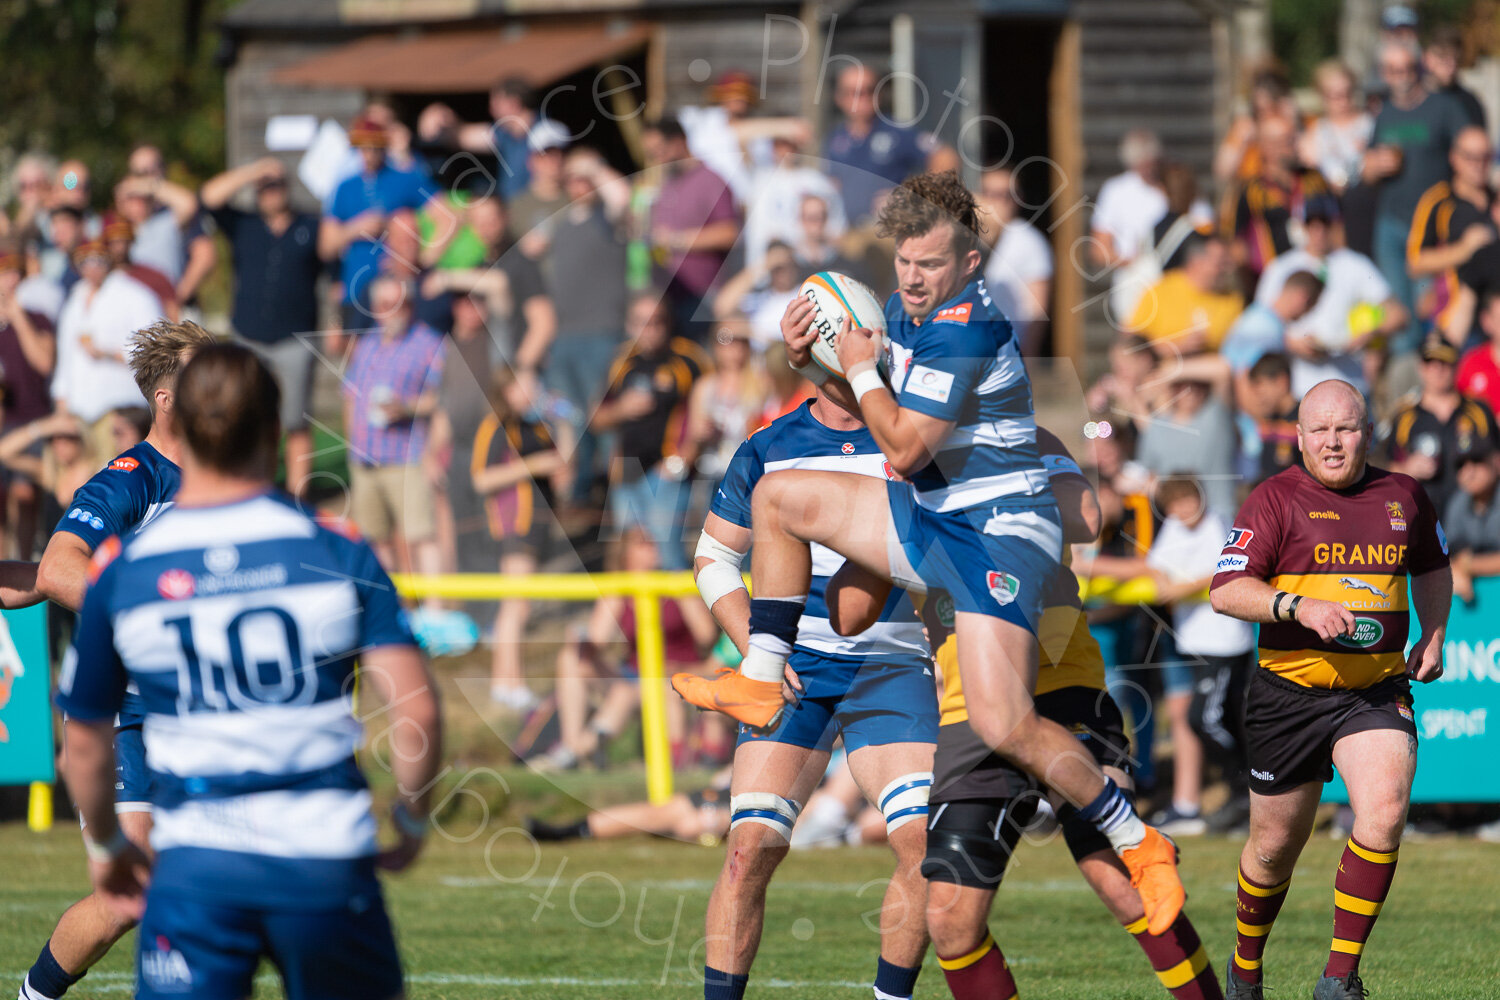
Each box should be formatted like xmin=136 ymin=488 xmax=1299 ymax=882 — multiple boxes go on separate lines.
xmin=437 ymin=875 xmax=1091 ymax=893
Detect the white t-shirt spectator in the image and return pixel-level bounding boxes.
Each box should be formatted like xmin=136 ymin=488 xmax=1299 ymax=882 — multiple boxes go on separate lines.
xmin=743 ymin=166 xmax=846 ymax=272
xmin=52 ymin=271 xmax=163 ymax=422
xmin=1146 ymin=510 xmax=1257 ymax=657
xmin=1093 ymin=170 xmax=1169 ymax=264
xmin=17 ymin=274 xmax=64 ymax=325
xmin=1255 ymin=247 xmax=1390 ymax=397
xmin=984 ymin=219 xmax=1052 ymax=322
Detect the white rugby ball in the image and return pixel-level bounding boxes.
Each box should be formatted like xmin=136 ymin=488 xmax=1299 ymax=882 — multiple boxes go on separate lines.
xmin=799 ymin=271 xmax=888 ymax=380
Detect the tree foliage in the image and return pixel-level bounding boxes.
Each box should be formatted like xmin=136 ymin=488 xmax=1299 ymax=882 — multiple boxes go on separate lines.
xmin=0 ymin=0 xmax=233 ymax=197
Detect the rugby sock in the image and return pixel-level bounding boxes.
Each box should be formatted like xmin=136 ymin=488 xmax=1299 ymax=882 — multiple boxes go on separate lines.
xmin=22 ymin=941 xmax=81 ymax=999
xmin=1323 ymin=837 xmax=1399 ymax=979
xmin=1232 ymin=867 xmax=1291 ymax=984
xmin=743 ymin=597 xmax=807 ymax=683
xmin=938 ymin=934 xmax=1018 ymax=1000
xmin=872 ymin=956 xmax=921 ymax=999
xmin=1126 ymin=912 xmax=1217 ymax=999
xmin=704 ymin=965 xmax=748 ymax=1000
xmin=527 ymin=817 xmax=590 ymax=842
xmin=1077 ymin=778 xmax=1147 ymax=852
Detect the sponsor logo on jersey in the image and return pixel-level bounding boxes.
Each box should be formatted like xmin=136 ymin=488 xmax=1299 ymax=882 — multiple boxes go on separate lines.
xmin=1386 ymin=500 xmax=1407 ymax=531
xmin=904 ymin=365 xmax=954 ymax=404
xmin=66 ymin=507 xmax=105 ymax=532
xmin=204 ymin=545 xmax=239 ymax=575
xmin=1334 ymin=617 xmax=1385 ymax=648
xmin=1397 ymin=697 xmax=1414 ymax=723
xmin=1308 ymin=509 xmax=1340 ymax=520
xmin=109 ymin=456 xmax=140 ymax=472
xmin=934 ymin=591 xmax=956 ymax=628
xmin=87 ymin=537 xmax=122 ymax=583
xmin=1313 ymin=542 xmax=1407 ymax=567
xmin=841 ymin=441 xmax=855 ymax=455
xmin=882 ymin=460 xmax=896 ymax=480
xmin=1224 ymin=527 xmax=1254 ymax=550
xmin=141 ymin=936 xmax=192 ymax=992
xmin=933 ymin=303 xmax=972 ymax=324
xmin=1339 ymin=577 xmax=1389 ymax=599
xmin=1216 ymin=554 xmax=1249 ymax=573
xmin=986 ymin=570 xmax=1020 ymax=607
xmin=157 ymin=569 xmax=196 ymax=600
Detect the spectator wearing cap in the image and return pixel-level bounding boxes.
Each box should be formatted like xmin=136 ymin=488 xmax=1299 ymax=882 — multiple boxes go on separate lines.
xmin=418 ymin=78 xmax=544 ymax=202
xmin=320 ymin=115 xmax=436 ymax=332
xmin=102 ymin=212 xmax=178 ymax=319
xmin=680 ymin=70 xmax=762 ymax=206
xmin=979 ymin=166 xmax=1053 ymax=355
xmin=1424 ymin=26 xmax=1486 ymax=129
xmin=824 ymin=64 xmax=932 ymax=226
xmin=1365 ymin=4 xmax=1422 ymax=104
xmin=341 ymin=272 xmax=447 ymax=584
xmin=201 ymin=156 xmax=324 ymax=496
xmin=507 ymin=119 xmax=572 ymax=270
xmin=1408 ymin=126 xmax=1494 ymax=332
xmin=1093 ymin=130 xmax=1168 ymax=275
xmin=1299 ymin=60 xmax=1373 ymax=194
xmin=1125 ymin=232 xmax=1243 ymax=358
xmin=647 ymin=117 xmax=741 ymax=343
xmin=1255 ymin=199 xmax=1406 ymax=397
xmin=1221 ymin=114 xmax=1332 ymax=288
xmin=1458 ymin=291 xmax=1500 ymax=413
xmin=1363 ymin=40 xmax=1477 ymax=360
xmin=1380 ymin=334 xmax=1499 ymax=513
xmin=1445 ymin=439 xmax=1500 ymax=604
xmin=742 ymin=126 xmax=844 ymax=270
xmin=51 ymin=236 xmax=163 ymax=460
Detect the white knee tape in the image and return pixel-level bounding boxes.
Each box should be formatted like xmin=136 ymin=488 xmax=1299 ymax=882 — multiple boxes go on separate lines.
xmin=878 ymin=772 xmax=933 ymax=834
xmin=695 ymin=531 xmax=748 ymax=608
xmin=729 ymin=792 xmax=802 ymax=842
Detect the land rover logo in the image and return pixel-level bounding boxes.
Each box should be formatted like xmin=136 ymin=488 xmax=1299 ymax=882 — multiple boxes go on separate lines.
xmin=1335 ymin=617 xmax=1384 ymax=648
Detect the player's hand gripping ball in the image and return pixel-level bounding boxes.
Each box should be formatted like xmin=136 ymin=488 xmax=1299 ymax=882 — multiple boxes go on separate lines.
xmin=799 ymin=271 xmax=889 ymax=380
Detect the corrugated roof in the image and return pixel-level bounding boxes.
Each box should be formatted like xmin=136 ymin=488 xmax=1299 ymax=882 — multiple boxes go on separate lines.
xmin=272 ymin=21 xmax=653 ymax=91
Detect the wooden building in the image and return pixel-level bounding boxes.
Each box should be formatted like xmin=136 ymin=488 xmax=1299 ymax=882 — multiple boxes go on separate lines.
xmin=219 ymin=0 xmax=1238 ymax=372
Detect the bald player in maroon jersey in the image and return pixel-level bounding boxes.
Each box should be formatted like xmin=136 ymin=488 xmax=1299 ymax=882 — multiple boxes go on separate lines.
xmin=1208 ymin=379 xmax=1451 ymax=1000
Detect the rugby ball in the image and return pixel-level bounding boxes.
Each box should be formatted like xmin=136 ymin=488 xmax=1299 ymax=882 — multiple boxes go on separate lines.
xmin=799 ymin=271 xmax=888 ymax=380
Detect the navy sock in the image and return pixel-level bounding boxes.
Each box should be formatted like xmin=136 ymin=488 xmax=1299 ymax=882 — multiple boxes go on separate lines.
xmin=25 ymin=941 xmax=82 ymax=999
xmin=704 ymin=965 xmax=749 ymax=1000
xmin=749 ymin=597 xmax=804 ymax=646
xmin=874 ymin=956 xmax=922 ymax=998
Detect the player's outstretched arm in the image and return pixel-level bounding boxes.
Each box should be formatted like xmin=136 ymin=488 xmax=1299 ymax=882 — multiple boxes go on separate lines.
xmin=36 ymin=532 xmax=94 ymax=612
xmin=1407 ymin=565 xmax=1453 ymax=683
xmin=361 ymin=644 xmax=443 ymax=872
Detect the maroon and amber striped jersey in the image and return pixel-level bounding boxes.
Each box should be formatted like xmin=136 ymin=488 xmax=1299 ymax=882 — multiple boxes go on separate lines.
xmin=1211 ymin=464 xmax=1449 ymax=690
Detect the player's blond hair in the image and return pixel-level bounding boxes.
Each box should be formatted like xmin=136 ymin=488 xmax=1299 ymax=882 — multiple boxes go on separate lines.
xmin=876 ymin=171 xmax=985 ymax=257
xmin=128 ymin=319 xmax=218 ymax=413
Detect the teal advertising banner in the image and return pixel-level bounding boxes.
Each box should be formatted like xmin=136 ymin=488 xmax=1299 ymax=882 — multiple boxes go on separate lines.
xmin=1326 ymin=576 xmax=1500 ymax=803
xmin=0 ymin=604 xmax=54 ymax=785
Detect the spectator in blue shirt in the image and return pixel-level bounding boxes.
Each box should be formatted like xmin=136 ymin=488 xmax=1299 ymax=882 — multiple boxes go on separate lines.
xmin=823 ymin=65 xmax=933 ymax=225
xmin=1220 ymin=269 xmax=1322 ymax=409
xmin=416 ymin=78 xmax=544 ymax=202
xmin=320 ymin=115 xmax=435 ymax=333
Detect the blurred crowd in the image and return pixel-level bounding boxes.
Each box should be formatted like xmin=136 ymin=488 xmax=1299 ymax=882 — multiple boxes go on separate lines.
xmin=3 ymin=5 xmax=1499 ymax=829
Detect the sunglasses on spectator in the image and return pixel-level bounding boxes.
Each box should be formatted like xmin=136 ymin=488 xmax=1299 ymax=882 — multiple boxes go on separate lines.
xmin=1380 ymin=62 xmax=1417 ymax=76
xmin=1455 ymin=150 xmax=1491 ymax=164
xmin=981 ymin=186 xmax=1015 ymax=200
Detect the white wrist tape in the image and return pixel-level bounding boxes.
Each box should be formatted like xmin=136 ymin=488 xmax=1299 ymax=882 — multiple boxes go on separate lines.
xmin=847 ymin=361 xmax=884 ymax=403
xmin=83 ymin=826 xmax=132 ymax=863
xmin=694 ymin=531 xmax=748 ymax=608
xmin=791 ymin=359 xmax=829 ymax=387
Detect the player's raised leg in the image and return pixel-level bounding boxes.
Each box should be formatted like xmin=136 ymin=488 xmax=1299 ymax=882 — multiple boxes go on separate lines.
xmin=1313 ymin=729 xmax=1414 ymax=1000
xmin=703 ymin=740 xmax=828 ymax=999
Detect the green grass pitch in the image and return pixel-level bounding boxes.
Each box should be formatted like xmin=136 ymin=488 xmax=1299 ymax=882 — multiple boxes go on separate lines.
xmin=4 ymin=811 xmax=1500 ymax=999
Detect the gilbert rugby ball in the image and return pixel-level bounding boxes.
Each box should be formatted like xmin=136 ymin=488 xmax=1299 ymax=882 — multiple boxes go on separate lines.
xmin=799 ymin=271 xmax=888 ymax=380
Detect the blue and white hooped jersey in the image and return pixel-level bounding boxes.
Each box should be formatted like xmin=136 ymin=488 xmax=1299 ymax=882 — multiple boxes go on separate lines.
xmin=55 ymin=492 xmax=418 ymax=909
xmin=710 ymin=401 xmax=928 ymax=676
xmin=883 ymin=277 xmax=1050 ymax=514
xmin=55 ymin=440 xmax=182 ymax=725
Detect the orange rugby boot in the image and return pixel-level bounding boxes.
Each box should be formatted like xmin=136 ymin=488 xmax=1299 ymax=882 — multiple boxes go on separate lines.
xmin=1120 ymin=826 xmax=1186 ymax=935
xmin=671 ymin=670 xmax=786 ymax=731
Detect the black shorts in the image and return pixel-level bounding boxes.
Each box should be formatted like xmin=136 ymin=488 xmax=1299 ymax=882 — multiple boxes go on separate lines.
xmin=923 ymin=687 xmax=1134 ymax=889
xmin=1244 ymin=667 xmax=1417 ymax=795
xmin=497 ymin=515 xmax=551 ymax=560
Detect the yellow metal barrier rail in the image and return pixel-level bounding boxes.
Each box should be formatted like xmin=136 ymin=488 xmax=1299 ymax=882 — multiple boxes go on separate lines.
xmin=389 ymin=570 xmax=1194 ymax=805
xmin=393 ymin=572 xmax=699 ymax=805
